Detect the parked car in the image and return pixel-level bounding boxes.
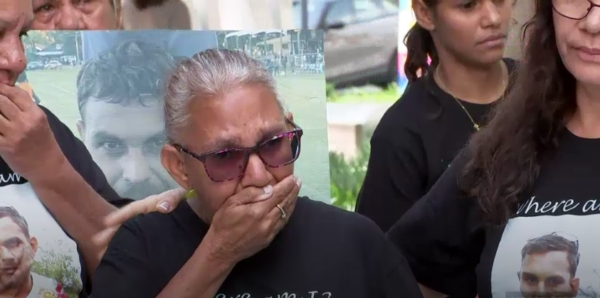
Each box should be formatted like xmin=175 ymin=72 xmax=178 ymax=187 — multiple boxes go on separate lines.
xmin=26 ymin=61 xmax=44 ymax=70
xmin=44 ymin=60 xmax=63 ymax=70
xmin=294 ymin=0 xmax=398 ymax=87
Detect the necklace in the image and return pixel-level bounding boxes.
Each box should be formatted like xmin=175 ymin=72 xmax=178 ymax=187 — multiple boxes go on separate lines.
xmin=434 ymin=64 xmax=507 ymax=131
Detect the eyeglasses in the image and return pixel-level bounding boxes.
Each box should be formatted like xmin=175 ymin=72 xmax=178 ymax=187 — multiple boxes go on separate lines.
xmin=174 ymin=121 xmax=303 ymax=182
xmin=553 ymin=0 xmax=600 ymax=20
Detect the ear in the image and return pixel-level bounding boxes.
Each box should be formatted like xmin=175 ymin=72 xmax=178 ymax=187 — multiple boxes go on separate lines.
xmin=161 ymin=145 xmax=190 ymax=190
xmin=29 ymin=237 xmax=38 ymax=254
xmin=76 ymin=120 xmax=85 ymax=139
xmin=412 ymin=0 xmax=436 ymax=31
xmin=571 ymin=277 xmax=580 ymax=295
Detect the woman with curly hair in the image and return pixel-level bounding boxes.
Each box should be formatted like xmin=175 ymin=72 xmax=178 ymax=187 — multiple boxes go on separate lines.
xmin=389 ymin=1 xmax=600 ymax=297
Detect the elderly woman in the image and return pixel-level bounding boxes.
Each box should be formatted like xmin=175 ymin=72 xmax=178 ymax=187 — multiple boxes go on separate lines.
xmin=89 ymin=49 xmax=422 ymax=298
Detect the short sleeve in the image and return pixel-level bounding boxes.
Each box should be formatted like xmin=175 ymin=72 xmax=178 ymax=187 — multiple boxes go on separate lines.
xmin=89 ymin=219 xmax=156 ymax=298
xmin=42 ymin=106 xmax=130 ymax=206
xmin=386 ymin=155 xmax=484 ymax=297
xmin=355 ymin=123 xmax=428 ymax=232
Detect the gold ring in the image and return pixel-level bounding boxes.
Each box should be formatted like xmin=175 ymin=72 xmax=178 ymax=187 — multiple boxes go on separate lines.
xmin=276 ymin=204 xmax=287 ymax=219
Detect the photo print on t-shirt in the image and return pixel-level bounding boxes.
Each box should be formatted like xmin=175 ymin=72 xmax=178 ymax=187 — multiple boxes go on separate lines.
xmin=491 ymin=196 xmax=600 ymax=298
xmin=21 ymin=30 xmax=330 ymax=203
xmin=0 ymin=174 xmax=82 ymax=298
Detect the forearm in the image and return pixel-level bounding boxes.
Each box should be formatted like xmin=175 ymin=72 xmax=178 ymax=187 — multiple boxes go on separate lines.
xmin=157 ymin=231 xmax=235 ymax=298
xmin=28 ymin=157 xmax=116 ymax=271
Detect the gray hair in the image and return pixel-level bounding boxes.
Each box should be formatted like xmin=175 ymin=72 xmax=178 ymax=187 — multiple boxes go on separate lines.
xmin=164 ymin=49 xmax=284 ymax=142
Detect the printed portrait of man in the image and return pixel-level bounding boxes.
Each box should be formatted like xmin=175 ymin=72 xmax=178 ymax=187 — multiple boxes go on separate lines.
xmin=517 ymin=232 xmax=580 ymax=298
xmin=0 ymin=207 xmax=63 ymax=297
xmin=75 ymin=40 xmax=179 ymax=200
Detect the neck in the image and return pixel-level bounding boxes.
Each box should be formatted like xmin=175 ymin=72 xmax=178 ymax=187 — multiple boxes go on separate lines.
xmin=567 ymin=83 xmax=600 ymax=138
xmin=186 ymin=197 xmax=212 ymax=224
xmin=0 ymin=274 xmax=33 ymax=298
xmin=435 ymin=58 xmax=507 ymax=104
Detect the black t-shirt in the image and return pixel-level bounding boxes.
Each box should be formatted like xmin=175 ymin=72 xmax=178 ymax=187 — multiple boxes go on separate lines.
xmin=90 ymin=197 xmax=423 ymax=298
xmin=0 ymin=106 xmax=127 ymax=298
xmin=355 ymin=58 xmax=518 ymax=232
xmin=387 ymin=129 xmax=600 ymax=298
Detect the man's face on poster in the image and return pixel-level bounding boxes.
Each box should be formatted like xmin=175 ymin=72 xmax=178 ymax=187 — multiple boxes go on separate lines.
xmin=0 ymin=217 xmax=37 ymax=291
xmin=77 ymin=98 xmax=177 ymax=200
xmin=518 ymin=250 xmax=579 ymax=297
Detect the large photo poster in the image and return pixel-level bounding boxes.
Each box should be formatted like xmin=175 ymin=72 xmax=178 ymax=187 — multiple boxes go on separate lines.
xmin=21 ymin=30 xmax=330 ymax=203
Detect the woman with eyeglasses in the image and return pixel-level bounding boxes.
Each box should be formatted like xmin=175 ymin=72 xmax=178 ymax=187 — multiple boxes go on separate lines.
xmin=88 ymin=49 xmax=423 ymax=298
xmin=355 ymin=0 xmax=517 ymax=232
xmin=387 ymin=1 xmax=600 ymax=297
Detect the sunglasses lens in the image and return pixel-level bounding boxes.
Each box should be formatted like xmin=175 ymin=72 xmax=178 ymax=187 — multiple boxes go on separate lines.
xmin=204 ymin=150 xmax=247 ymax=181
xmin=259 ymin=131 xmax=300 ymax=167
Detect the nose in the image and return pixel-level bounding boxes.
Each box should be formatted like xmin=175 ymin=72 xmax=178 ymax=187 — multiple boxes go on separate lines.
xmin=0 ymin=36 xmax=27 ymax=84
xmin=240 ymin=153 xmax=271 ymax=187
xmin=582 ymin=5 xmax=600 ymax=34
xmin=121 ymin=148 xmax=152 ymax=184
xmin=481 ymin=1 xmax=502 ymax=28
xmin=0 ymin=247 xmax=15 ymax=262
xmin=56 ymin=4 xmax=83 ymax=30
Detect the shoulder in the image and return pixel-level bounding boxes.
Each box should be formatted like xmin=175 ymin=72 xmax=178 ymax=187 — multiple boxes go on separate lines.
xmin=374 ymin=77 xmax=438 ymax=139
xmin=39 ymin=105 xmax=76 ymax=146
xmin=296 ymin=198 xmax=387 ymax=242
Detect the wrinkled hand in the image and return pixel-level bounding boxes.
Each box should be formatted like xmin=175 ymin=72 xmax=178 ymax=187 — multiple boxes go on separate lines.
xmin=207 ymin=175 xmax=301 ymax=263
xmin=0 ymin=84 xmax=64 ymax=181
xmin=93 ymin=188 xmax=187 ymax=257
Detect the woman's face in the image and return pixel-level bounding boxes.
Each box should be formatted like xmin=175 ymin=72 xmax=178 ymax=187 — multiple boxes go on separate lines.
xmin=554 ymin=0 xmax=600 ymax=86
xmin=422 ymin=0 xmax=513 ymax=66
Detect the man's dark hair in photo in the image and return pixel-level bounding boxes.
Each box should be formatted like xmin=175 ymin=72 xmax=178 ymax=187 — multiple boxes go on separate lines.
xmin=76 ymin=40 xmax=177 ymax=116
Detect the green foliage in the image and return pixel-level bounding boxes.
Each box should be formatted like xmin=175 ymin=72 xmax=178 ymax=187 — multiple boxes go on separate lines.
xmin=326 ymin=83 xmax=399 ymax=103
xmin=31 ymin=243 xmax=82 ymax=298
xmin=329 ymin=140 xmax=370 ymax=211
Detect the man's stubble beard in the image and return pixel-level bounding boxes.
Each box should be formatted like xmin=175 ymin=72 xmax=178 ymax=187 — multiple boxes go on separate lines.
xmin=0 ymin=248 xmax=34 ymax=294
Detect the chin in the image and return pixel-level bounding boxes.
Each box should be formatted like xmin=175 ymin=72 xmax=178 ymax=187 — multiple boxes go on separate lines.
xmin=564 ymin=59 xmax=600 ymax=87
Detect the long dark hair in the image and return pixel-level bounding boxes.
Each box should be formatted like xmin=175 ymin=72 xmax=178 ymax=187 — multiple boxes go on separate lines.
xmin=459 ymin=1 xmax=577 ymax=225
xmin=403 ymin=0 xmax=439 ymax=83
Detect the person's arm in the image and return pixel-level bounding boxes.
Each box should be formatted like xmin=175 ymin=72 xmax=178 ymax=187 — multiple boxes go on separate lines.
xmin=386 ymin=153 xmax=483 ymax=298
xmin=356 ymin=216 xmax=423 ymax=298
xmin=355 ymin=125 xmax=428 ymax=232
xmin=91 ymin=220 xmax=234 ymax=298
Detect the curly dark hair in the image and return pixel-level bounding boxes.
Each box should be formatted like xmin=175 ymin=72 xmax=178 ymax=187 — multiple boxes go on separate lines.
xmin=458 ymin=1 xmax=576 ymax=225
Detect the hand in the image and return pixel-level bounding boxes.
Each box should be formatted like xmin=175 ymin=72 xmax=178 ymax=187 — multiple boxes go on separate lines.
xmin=0 ymin=84 xmax=64 ymax=181
xmin=206 ymin=175 xmax=302 ymax=264
xmin=92 ymin=188 xmax=187 ymax=255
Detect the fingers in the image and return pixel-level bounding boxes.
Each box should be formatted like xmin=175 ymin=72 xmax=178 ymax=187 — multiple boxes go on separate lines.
xmin=271 ymin=193 xmax=299 ymax=232
xmin=0 ymin=94 xmax=20 ymax=122
xmin=223 ymin=185 xmax=273 ymax=207
xmin=263 ymin=175 xmax=301 ymax=210
xmin=155 ymin=188 xmax=187 ymax=213
xmin=0 ymin=84 xmax=31 ymax=111
xmin=103 ymin=199 xmax=153 ymax=228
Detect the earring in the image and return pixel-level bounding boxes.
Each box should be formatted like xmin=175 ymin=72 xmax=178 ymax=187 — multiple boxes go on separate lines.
xmin=185 ymin=189 xmax=197 ymax=199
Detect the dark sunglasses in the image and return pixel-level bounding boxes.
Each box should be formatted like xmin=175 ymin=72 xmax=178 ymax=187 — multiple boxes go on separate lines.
xmin=173 ymin=120 xmax=303 ymax=182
